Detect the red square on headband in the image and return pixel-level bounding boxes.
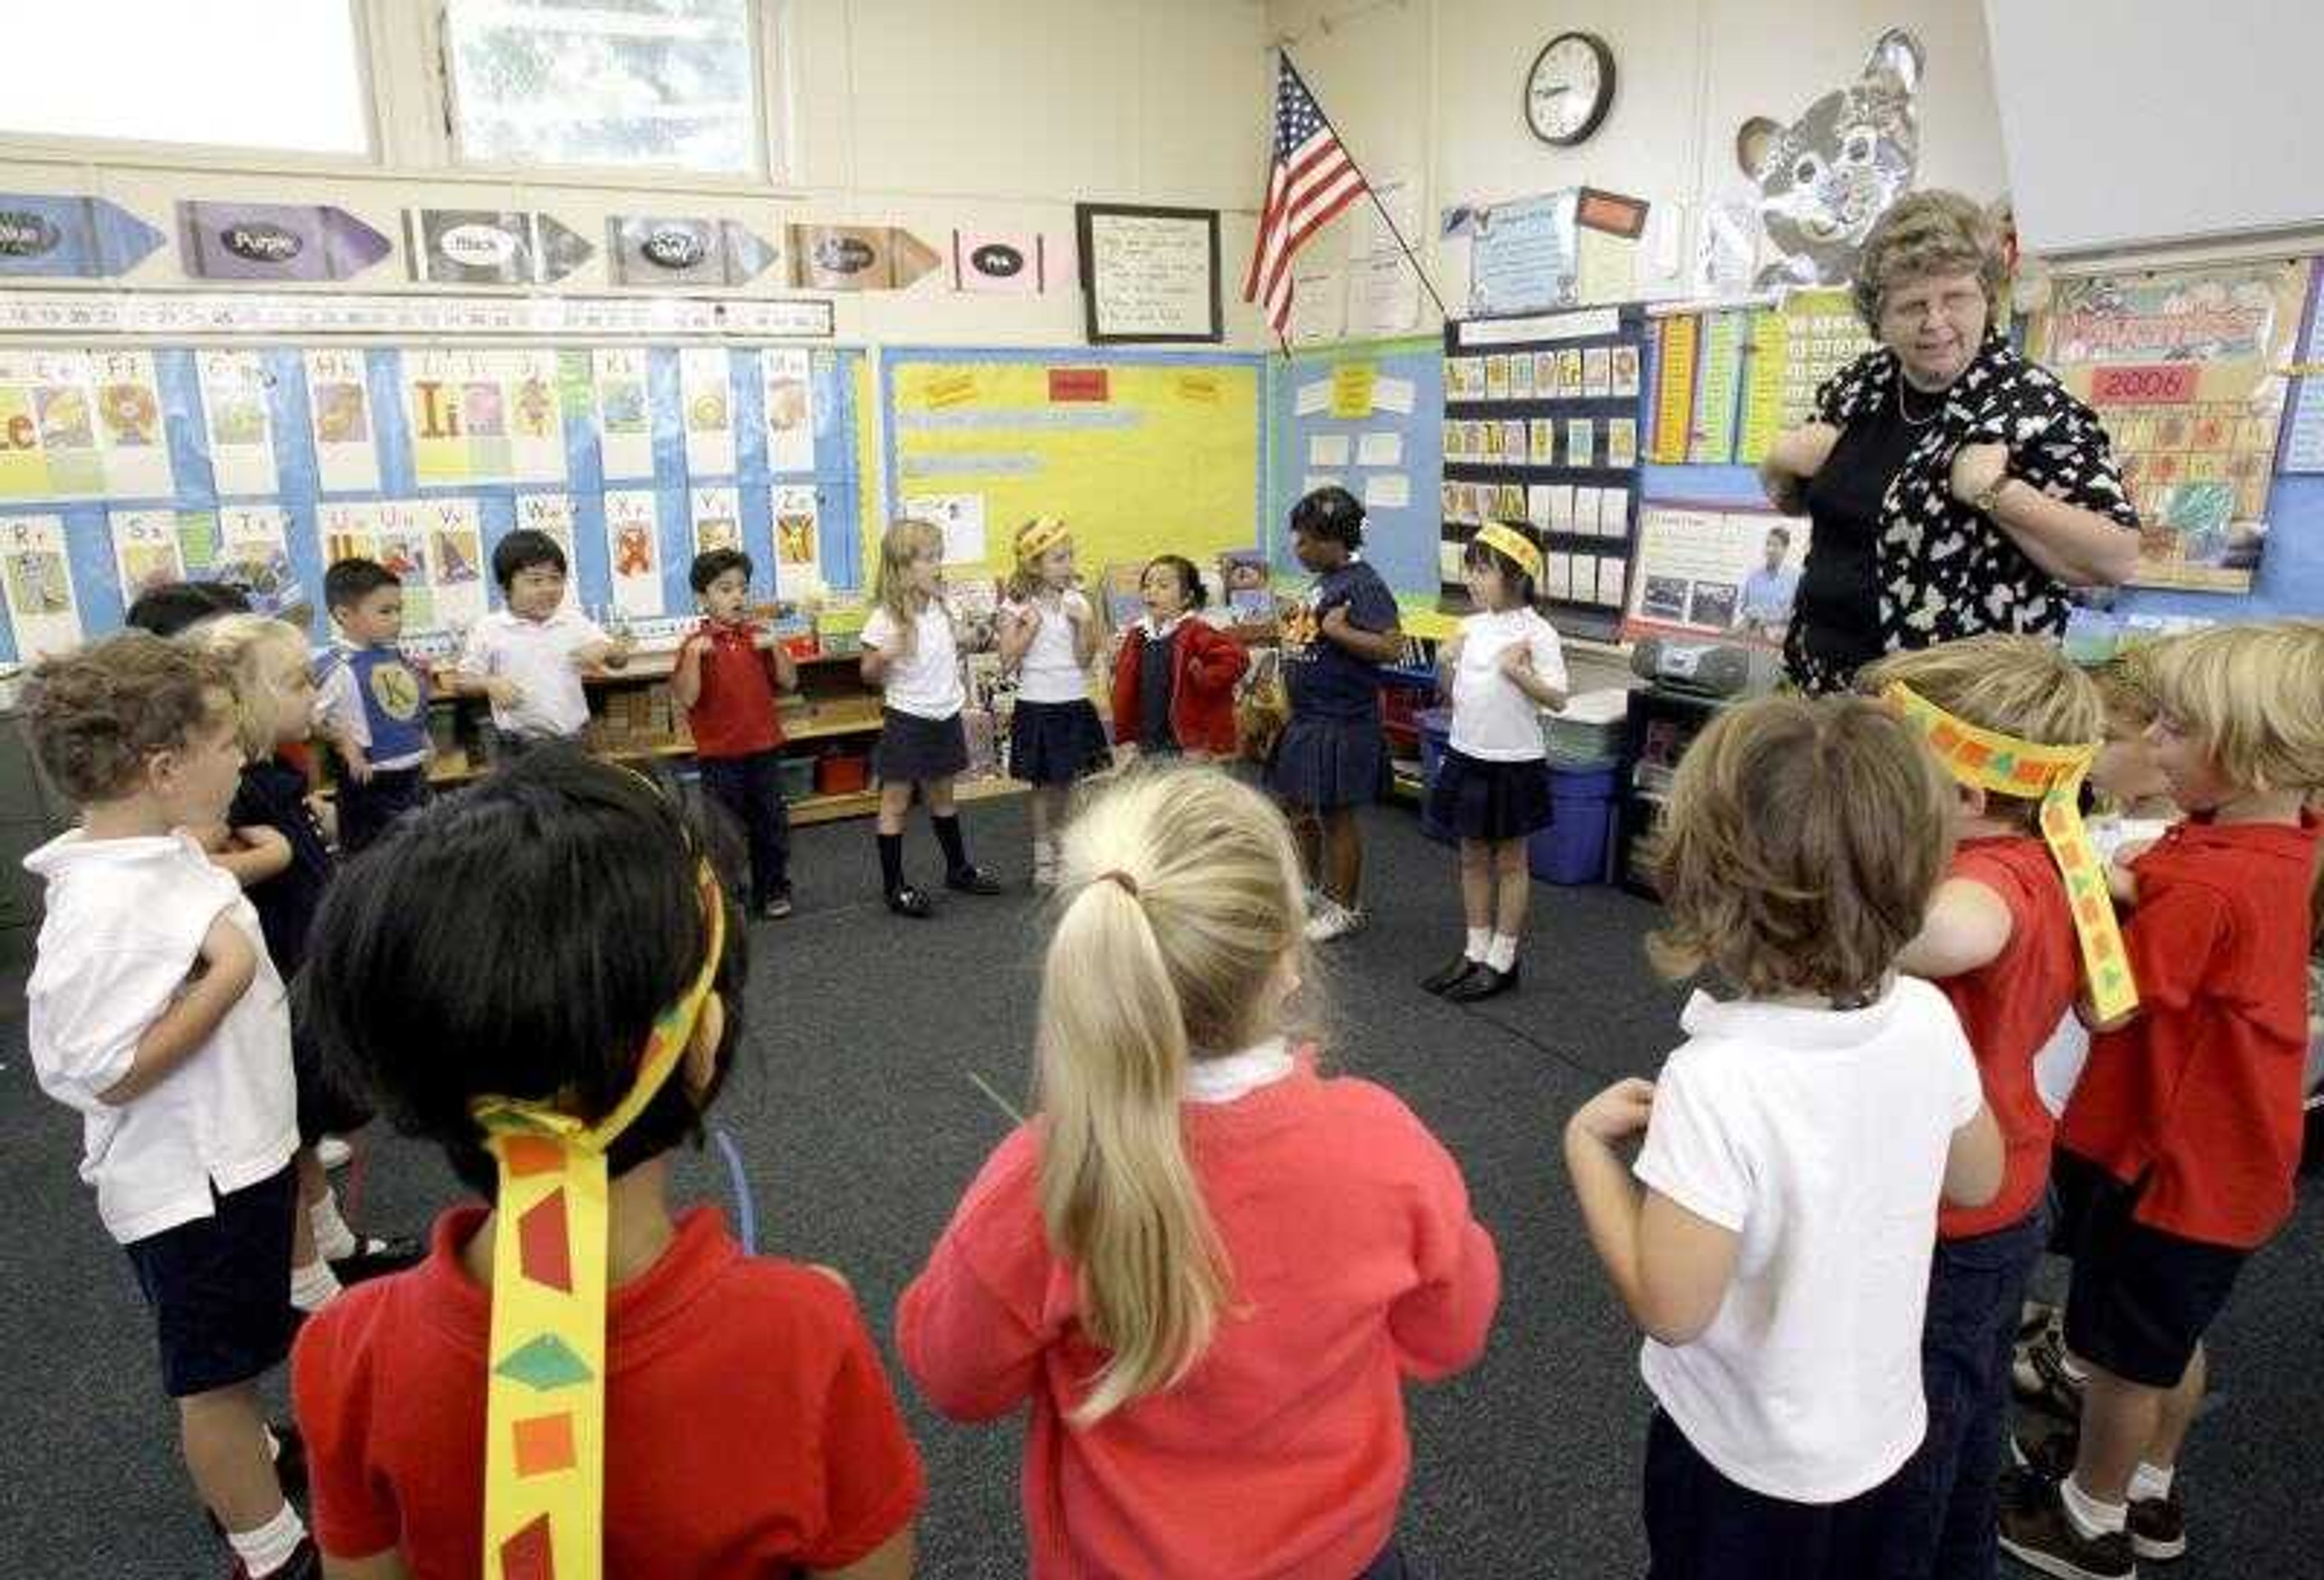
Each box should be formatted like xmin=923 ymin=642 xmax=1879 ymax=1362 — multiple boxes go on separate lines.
xmin=503 ymin=1135 xmax=565 ymax=1178
xmin=513 ymin=1411 xmax=577 ymax=1478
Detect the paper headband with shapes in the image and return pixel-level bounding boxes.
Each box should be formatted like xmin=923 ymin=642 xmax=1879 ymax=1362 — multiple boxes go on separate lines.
xmin=1472 ymin=522 xmax=1544 ymax=582
xmin=1882 ymin=681 xmax=2138 ymax=1022
xmin=1015 ymin=516 xmax=1071 ymax=563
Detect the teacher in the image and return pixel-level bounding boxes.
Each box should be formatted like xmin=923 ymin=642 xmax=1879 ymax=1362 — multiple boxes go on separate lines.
xmin=1758 ymin=191 xmax=2142 ymax=694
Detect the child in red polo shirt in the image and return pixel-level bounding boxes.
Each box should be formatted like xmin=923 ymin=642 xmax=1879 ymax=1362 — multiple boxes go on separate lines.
xmin=1860 ymin=636 xmax=2106 ymax=1580
xmin=674 ymin=548 xmax=800 ymax=919
xmin=2002 ymin=620 xmax=2324 ymax=1579
xmin=290 ymin=752 xmax=922 ymax=1576
xmin=898 ymin=767 xmax=1498 ymax=1579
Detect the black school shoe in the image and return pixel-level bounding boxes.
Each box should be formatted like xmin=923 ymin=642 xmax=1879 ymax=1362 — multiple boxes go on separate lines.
xmin=887 ymin=884 xmax=933 ymax=918
xmin=329 ymin=1234 xmax=426 ymax=1286
xmin=945 ymin=865 xmax=1003 ymax=896
xmin=1420 ymin=955 xmax=1479 ymax=995
xmin=1998 ymin=1478 xmax=2136 ymax=1579
xmin=1444 ymin=962 xmax=1520 ymax=1003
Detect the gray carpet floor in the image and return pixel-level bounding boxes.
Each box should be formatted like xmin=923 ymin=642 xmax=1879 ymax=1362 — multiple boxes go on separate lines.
xmin=3 ymin=791 xmax=2318 ymax=1576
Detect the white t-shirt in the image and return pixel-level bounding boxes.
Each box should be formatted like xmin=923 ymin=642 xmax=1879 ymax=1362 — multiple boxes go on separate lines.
xmin=24 ymin=830 xmax=298 ymax=1245
xmin=1449 ymin=606 xmax=1568 ymax=761
xmin=863 ymin=600 xmax=965 ymax=720
xmin=1633 ymin=978 xmax=1983 ymax=1503
xmin=1003 ymin=591 xmax=1094 ymax=705
xmin=455 ymin=608 xmax=609 ymax=738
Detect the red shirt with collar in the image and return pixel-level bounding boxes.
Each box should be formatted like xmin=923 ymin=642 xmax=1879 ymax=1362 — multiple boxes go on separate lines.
xmin=1936 ymin=836 xmax=2079 ymax=1241
xmin=1108 ymin=617 xmax=1250 ymax=756
xmin=683 ymin=618 xmax=784 ymax=758
xmin=292 ymin=1204 xmax=924 ymax=1576
xmin=2060 ymin=811 xmax=2323 ymax=1248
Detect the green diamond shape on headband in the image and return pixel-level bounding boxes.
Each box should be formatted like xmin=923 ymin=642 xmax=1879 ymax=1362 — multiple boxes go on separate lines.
xmin=1989 ymin=752 xmax=2017 ymax=778
xmin=496 ymin=1333 xmax=593 ymax=1393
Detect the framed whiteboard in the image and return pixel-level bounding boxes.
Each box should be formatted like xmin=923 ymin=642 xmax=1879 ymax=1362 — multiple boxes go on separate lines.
xmin=1076 ymin=203 xmax=1223 ymax=344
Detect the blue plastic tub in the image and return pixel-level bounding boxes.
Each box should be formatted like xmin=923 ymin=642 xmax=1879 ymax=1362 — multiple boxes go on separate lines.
xmin=1529 ymin=758 xmax=1621 ymax=885
xmin=1417 ymin=709 xmax=1454 ymax=843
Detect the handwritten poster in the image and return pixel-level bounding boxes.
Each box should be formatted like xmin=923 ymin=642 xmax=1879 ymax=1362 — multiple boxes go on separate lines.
xmin=679 ymin=347 xmax=736 ymax=478
xmin=0 ymin=513 xmax=82 ymax=657
xmin=1777 ymin=288 xmax=1876 ymax=431
xmin=304 ymin=348 xmax=379 ymax=493
xmin=402 ymin=349 xmax=565 ymax=485
xmin=761 ymin=347 xmax=814 ymax=473
xmin=773 ymin=484 xmax=821 ymax=594
xmin=2030 ymin=261 xmax=2308 ymax=592
xmin=603 ymin=488 xmax=664 ymax=617
xmin=0 ymin=348 xmax=173 ymax=501
xmin=1649 ymin=315 xmax=1699 ymax=463
xmin=196 ymin=350 xmax=279 ymax=497
xmin=690 ymin=485 xmax=742 ymax=556
xmin=1468 ymin=191 xmax=1578 ymax=317
xmin=1077 ymin=205 xmax=1221 ymax=343
xmin=319 ymin=498 xmax=488 ymax=633
xmin=592 ymin=347 xmax=654 ymax=480
xmin=1735 ymin=310 xmax=1789 ymax=465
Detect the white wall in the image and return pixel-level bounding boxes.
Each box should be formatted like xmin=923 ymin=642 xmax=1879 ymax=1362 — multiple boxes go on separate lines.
xmin=1266 ymin=0 xmax=2008 ymax=316
xmin=0 ymin=0 xmax=1276 ymax=349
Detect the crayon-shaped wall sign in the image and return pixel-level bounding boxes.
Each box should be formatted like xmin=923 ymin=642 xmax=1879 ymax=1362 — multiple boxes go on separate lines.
xmin=178 ymin=202 xmax=392 ymax=282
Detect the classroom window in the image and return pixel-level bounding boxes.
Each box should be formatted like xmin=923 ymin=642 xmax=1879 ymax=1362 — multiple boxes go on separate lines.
xmin=0 ymin=1 xmax=370 ymax=155
xmin=444 ymin=0 xmax=763 ymax=176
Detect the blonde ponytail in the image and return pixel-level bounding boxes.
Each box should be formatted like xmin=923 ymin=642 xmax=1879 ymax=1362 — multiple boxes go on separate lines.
xmin=1036 ymin=765 xmax=1307 ymax=1424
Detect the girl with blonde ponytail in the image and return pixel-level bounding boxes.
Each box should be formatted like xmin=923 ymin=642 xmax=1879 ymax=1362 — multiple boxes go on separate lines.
xmin=900 ymin=765 xmax=1500 ymax=1580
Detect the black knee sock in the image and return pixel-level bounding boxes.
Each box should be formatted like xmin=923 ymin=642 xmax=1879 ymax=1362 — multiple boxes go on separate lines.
xmin=878 ymin=831 xmax=905 ymax=893
xmin=933 ymin=813 xmax=970 ymax=874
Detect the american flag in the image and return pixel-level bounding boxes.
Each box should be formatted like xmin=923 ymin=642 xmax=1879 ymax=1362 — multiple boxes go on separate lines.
xmin=1243 ymin=54 xmax=1368 ymax=333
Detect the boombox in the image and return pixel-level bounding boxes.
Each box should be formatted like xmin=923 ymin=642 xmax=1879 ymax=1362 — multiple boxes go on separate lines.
xmin=1628 ymin=637 xmax=1767 ymax=698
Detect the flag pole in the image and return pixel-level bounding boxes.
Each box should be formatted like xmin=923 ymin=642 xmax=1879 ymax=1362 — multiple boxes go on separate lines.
xmin=1281 ymin=50 xmax=1451 ymax=325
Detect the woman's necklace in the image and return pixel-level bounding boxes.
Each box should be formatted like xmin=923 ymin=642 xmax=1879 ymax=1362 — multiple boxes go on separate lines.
xmin=1896 ymin=377 xmax=1946 ymax=427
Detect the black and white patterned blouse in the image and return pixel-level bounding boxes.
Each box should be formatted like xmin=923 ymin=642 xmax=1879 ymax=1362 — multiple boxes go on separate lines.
xmin=1783 ymin=331 xmax=2141 ymax=695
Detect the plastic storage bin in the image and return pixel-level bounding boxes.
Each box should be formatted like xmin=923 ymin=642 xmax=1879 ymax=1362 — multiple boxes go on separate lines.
xmin=1417 ymin=709 xmax=1453 ymax=843
xmin=776 ymin=754 xmax=817 ymax=802
xmin=816 ymin=751 xmax=868 ymax=795
xmin=1529 ymin=759 xmax=1620 ymax=885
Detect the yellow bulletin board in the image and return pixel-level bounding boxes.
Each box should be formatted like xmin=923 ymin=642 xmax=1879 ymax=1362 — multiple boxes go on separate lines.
xmin=879 ymin=352 xmax=1264 ymax=580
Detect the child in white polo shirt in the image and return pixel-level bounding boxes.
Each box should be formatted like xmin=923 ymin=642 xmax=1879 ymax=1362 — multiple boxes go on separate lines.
xmin=450 ymin=529 xmax=632 ymax=760
xmin=24 ymin=632 xmax=315 ymax=1579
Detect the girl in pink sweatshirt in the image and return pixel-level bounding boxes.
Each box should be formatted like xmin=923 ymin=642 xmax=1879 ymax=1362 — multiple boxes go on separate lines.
xmin=899 ymin=764 xmax=1500 ymax=1579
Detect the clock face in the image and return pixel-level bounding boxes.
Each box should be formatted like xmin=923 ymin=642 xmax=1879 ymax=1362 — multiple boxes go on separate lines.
xmin=1526 ymin=33 xmax=1615 ymax=146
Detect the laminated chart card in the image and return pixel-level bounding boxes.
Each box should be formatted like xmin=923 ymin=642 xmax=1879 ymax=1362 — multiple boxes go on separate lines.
xmin=0 ymin=348 xmax=174 ymax=500
xmin=110 ymin=505 xmax=298 ymax=616
xmin=593 ymin=348 xmax=654 ymax=480
xmin=197 ymin=350 xmax=280 ymax=497
xmin=304 ymin=349 xmax=381 ymax=493
xmin=318 ymin=498 xmax=489 ymax=632
xmin=1735 ymin=310 xmax=1789 ymax=465
xmin=761 ymin=347 xmax=815 ymax=474
xmin=1648 ymin=315 xmax=1698 ymax=464
xmin=679 ymin=347 xmax=737 ymax=478
xmin=402 ymin=350 xmax=566 ymax=485
xmin=0 ymin=513 xmax=82 ymax=656
xmin=1688 ymin=312 xmax=1747 ymax=464
xmin=773 ymin=484 xmax=821 ymax=594
xmin=604 ymin=489 xmax=664 ymax=616
xmin=691 ymin=485 xmax=742 ymax=555
xmin=513 ymin=493 xmax=583 ymax=613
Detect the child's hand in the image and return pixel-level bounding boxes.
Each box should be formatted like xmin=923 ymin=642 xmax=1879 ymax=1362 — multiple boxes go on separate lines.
xmin=1568 ymin=1078 xmax=1656 ymax=1146
xmin=609 ymin=631 xmax=638 ymax=660
xmin=1063 ymin=590 xmax=1094 ymax=626
xmin=1497 ymin=644 xmax=1534 ymax=679
xmin=486 ymin=675 xmax=525 ymax=709
xmin=345 ymin=753 xmax=375 ymax=785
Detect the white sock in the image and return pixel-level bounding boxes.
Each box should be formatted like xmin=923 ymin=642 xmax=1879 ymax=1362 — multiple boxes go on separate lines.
xmin=2130 ymin=1460 xmax=2175 ymax=1502
xmin=225 ymin=1500 xmax=307 ymax=1575
xmin=309 ymin=1192 xmax=359 ymax=1262
xmin=2062 ymin=1473 xmax=2127 ymax=1538
xmin=1486 ymin=933 xmax=1519 ymax=972
xmin=1464 ymin=926 xmax=1490 ymax=960
xmin=290 ymin=1257 xmax=343 ymax=1313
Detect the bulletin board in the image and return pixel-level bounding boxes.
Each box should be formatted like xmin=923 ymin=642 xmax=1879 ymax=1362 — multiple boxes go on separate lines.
xmin=879 ymin=348 xmax=1262 ymax=583
xmin=0 ymin=341 xmax=867 ymax=663
xmin=1266 ymin=335 xmax=1444 ymax=600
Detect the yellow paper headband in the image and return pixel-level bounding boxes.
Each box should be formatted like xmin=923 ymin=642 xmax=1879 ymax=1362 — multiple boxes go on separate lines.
xmin=1883 ymin=682 xmax=2138 ymax=1021
xmin=1016 ymin=515 xmax=1071 ymax=565
xmin=470 ymin=864 xmax=726 ymax=1580
xmin=1474 ymin=522 xmax=1544 ymax=583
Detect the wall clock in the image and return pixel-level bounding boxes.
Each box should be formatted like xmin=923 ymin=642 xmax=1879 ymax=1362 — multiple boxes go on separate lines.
xmin=1526 ymin=31 xmax=1616 ymax=146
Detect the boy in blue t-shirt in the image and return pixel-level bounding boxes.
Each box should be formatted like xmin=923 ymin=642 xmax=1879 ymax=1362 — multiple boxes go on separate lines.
xmin=316 ymin=558 xmax=432 ymax=854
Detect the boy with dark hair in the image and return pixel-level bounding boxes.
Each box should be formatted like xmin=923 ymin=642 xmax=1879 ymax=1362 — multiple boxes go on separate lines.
xmin=448 ymin=529 xmax=632 ymax=760
xmin=317 ymin=557 xmax=432 ymax=853
xmin=23 ymin=633 xmax=315 ymax=1578
xmin=124 ymin=579 xmax=253 ymax=638
xmin=675 ymin=547 xmax=799 ymax=918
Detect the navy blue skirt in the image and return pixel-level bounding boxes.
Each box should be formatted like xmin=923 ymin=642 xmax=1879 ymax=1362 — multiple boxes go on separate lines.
xmin=1269 ymin=712 xmax=1387 ymax=810
xmin=1428 ymin=746 xmax=1554 ymax=841
xmin=873 ymin=707 xmax=969 ymax=783
xmin=1009 ymin=697 xmax=1110 ymax=785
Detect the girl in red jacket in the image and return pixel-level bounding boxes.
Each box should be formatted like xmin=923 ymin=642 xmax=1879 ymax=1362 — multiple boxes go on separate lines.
xmin=898 ymin=766 xmax=1500 ymax=1579
xmin=1110 ymin=554 xmax=1249 ymax=761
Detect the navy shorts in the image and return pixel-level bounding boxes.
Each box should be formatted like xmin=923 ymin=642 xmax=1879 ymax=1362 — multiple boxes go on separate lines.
xmin=122 ymin=1164 xmax=298 ymax=1397
xmin=2055 ymin=1151 xmax=2247 ymax=1389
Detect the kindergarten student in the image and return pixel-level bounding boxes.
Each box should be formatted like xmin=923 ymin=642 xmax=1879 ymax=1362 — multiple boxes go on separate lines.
xmin=1421 ymin=524 xmax=1568 ymax=1003
xmin=199 ymin=613 xmax=422 ymax=1312
xmin=2087 ymin=645 xmax=2182 ymax=854
xmin=1564 ymin=694 xmax=2003 ymax=1580
xmin=125 ymin=578 xmax=253 ymax=637
xmin=1109 ymin=552 xmax=1249 ymax=766
xmin=674 ymin=547 xmax=799 ymax=919
xmin=1859 ymin=636 xmax=2110 ymax=1580
xmin=861 ymin=517 xmax=1002 ymax=917
xmin=23 ymin=634 xmax=315 ymax=1579
xmin=899 ymin=766 xmax=1499 ymax=1579
xmin=997 ymin=517 xmax=1108 ymax=887
xmin=315 ymin=557 xmax=433 ymax=854
xmin=2002 ymin=621 xmax=2324 ymax=1579
xmin=450 ymin=529 xmax=633 ymax=759
xmin=1270 ymin=485 xmax=1403 ymax=943
xmin=290 ymin=752 xmax=922 ymax=1575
